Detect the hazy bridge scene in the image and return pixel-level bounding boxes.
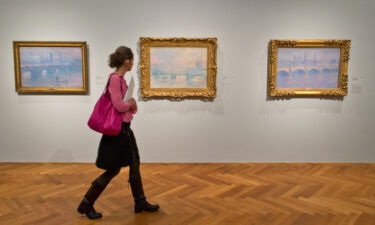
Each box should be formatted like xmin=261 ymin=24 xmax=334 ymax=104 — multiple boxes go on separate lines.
xmin=20 ymin=47 xmax=83 ymax=88
xmin=150 ymin=47 xmax=207 ymax=88
xmin=276 ymin=48 xmax=340 ymax=89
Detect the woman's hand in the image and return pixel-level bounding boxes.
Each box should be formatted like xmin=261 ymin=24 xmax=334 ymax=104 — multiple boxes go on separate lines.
xmin=128 ymin=98 xmax=137 ymax=111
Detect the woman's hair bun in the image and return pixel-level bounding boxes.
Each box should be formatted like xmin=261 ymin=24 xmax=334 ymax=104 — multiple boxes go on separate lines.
xmin=108 ymin=46 xmax=134 ymax=68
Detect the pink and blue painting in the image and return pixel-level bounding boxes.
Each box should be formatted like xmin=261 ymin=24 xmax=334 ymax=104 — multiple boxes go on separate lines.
xmin=150 ymin=47 xmax=207 ymax=88
xmin=19 ymin=47 xmax=83 ymax=87
xmin=277 ymin=48 xmax=340 ymax=88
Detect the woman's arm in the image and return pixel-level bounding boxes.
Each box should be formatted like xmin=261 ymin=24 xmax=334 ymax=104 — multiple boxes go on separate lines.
xmin=108 ymin=75 xmax=131 ymax=113
xmin=128 ymin=98 xmax=138 ymax=114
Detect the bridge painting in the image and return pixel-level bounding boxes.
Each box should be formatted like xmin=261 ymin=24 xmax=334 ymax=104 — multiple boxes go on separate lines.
xmin=276 ymin=48 xmax=340 ymax=89
xmin=19 ymin=47 xmax=83 ymax=88
xmin=150 ymin=47 xmax=207 ymax=88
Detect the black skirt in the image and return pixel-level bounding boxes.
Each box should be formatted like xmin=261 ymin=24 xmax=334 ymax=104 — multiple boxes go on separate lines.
xmin=95 ymin=122 xmax=140 ymax=170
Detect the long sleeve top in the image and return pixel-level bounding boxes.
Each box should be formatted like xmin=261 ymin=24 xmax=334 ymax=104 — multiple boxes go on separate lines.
xmin=107 ymin=72 xmax=137 ymax=122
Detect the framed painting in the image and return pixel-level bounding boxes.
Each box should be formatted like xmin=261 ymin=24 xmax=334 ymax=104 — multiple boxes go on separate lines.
xmin=13 ymin=41 xmax=88 ymax=94
xmin=268 ymin=39 xmax=351 ymax=97
xmin=139 ymin=37 xmax=217 ymax=98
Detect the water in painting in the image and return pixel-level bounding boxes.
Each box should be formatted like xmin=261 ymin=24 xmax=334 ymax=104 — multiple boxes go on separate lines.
xmin=277 ymin=48 xmax=340 ymax=88
xmin=20 ymin=47 xmax=83 ymax=87
xmin=150 ymin=47 xmax=207 ymax=88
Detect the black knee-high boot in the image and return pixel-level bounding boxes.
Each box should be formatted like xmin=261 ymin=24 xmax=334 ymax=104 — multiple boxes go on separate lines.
xmin=77 ymin=168 xmax=120 ymax=219
xmin=128 ymin=130 xmax=159 ymax=213
xmin=129 ymin=163 xmax=159 ymax=213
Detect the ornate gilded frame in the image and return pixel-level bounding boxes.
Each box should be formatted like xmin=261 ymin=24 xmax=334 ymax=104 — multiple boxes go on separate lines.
xmin=13 ymin=41 xmax=88 ymax=94
xmin=139 ymin=37 xmax=217 ymax=98
xmin=268 ymin=39 xmax=351 ymax=97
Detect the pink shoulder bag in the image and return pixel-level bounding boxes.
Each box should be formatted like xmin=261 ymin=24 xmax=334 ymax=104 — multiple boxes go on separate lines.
xmin=87 ymin=73 xmax=123 ymax=136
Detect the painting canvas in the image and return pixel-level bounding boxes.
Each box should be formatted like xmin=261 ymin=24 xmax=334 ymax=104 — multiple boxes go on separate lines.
xmin=150 ymin=47 xmax=207 ymax=88
xmin=140 ymin=37 xmax=217 ymax=98
xmin=268 ymin=39 xmax=351 ymax=97
xmin=277 ymin=48 xmax=340 ymax=89
xmin=13 ymin=41 xmax=88 ymax=93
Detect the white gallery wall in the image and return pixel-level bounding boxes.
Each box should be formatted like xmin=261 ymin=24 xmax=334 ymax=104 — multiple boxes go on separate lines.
xmin=0 ymin=0 xmax=374 ymax=163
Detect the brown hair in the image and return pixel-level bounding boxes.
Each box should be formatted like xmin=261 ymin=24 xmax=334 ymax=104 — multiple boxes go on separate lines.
xmin=108 ymin=46 xmax=134 ymax=68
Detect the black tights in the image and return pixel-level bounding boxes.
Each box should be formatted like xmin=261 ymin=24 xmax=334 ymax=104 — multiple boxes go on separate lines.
xmin=83 ymin=141 xmax=145 ymax=205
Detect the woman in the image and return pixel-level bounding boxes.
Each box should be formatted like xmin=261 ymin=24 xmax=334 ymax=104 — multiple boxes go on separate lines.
xmin=77 ymin=46 xmax=159 ymax=220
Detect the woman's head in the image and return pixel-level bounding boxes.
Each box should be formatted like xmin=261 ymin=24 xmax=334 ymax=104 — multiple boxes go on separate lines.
xmin=108 ymin=46 xmax=134 ymax=71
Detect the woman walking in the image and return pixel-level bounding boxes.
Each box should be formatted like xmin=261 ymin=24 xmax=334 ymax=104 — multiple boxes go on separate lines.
xmin=77 ymin=46 xmax=159 ymax=220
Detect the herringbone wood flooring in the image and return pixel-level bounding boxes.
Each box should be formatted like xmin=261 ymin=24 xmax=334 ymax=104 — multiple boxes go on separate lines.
xmin=0 ymin=163 xmax=374 ymax=225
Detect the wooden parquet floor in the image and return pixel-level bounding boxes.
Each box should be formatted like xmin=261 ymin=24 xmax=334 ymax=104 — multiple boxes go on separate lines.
xmin=0 ymin=163 xmax=374 ymax=225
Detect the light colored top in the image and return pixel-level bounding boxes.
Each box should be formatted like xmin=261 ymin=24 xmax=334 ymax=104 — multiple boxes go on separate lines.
xmin=107 ymin=72 xmax=137 ymax=122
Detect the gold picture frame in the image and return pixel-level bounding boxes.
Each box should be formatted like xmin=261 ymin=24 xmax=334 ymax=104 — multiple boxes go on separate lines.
xmin=13 ymin=41 xmax=88 ymax=94
xmin=268 ymin=39 xmax=351 ymax=97
xmin=139 ymin=37 xmax=217 ymax=98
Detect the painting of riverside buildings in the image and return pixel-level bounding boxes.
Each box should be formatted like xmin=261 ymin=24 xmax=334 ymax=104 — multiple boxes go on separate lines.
xmin=150 ymin=47 xmax=208 ymax=88
xmin=13 ymin=41 xmax=88 ymax=94
xmin=139 ymin=37 xmax=217 ymax=98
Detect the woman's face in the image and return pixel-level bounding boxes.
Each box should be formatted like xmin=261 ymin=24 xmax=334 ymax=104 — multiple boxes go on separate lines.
xmin=124 ymin=59 xmax=134 ymax=71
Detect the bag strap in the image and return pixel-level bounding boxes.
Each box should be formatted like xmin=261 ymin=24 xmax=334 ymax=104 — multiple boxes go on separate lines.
xmin=103 ymin=73 xmax=126 ymax=100
xmin=103 ymin=73 xmax=116 ymax=95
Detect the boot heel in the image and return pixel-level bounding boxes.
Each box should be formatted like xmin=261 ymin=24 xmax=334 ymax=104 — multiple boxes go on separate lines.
xmin=134 ymin=208 xmax=143 ymax=213
xmin=77 ymin=206 xmax=85 ymax=214
xmin=77 ymin=198 xmax=103 ymax=219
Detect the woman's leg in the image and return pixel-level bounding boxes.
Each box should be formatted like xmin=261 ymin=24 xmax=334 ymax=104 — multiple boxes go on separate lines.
xmin=77 ymin=167 xmax=121 ymax=219
xmin=127 ymin=129 xmax=159 ymax=213
xmin=85 ymin=168 xmax=121 ymax=203
xmin=128 ymin=141 xmax=145 ymax=201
